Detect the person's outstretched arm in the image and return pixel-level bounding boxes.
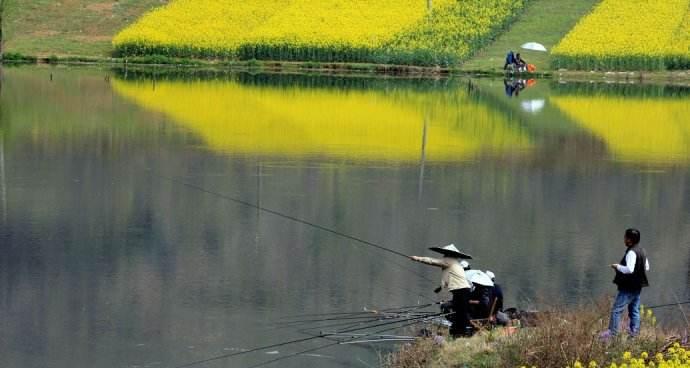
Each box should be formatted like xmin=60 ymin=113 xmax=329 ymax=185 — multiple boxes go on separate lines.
xmin=409 ymin=256 xmax=449 ymax=268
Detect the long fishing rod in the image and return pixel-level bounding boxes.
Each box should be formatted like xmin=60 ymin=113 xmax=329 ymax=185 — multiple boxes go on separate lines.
xmin=279 ymin=302 xmax=434 ymax=319
xmin=294 ymin=304 xmax=438 ymax=333
xmin=274 ymin=310 xmax=436 ymax=333
xmin=246 ymin=312 xmax=450 ymax=368
xmin=295 ymin=311 xmax=436 ymax=336
xmin=170 ymin=309 xmax=445 ymax=368
xmin=275 ymin=314 xmax=387 ymax=327
xmin=278 ymin=301 xmax=442 ymax=332
xmin=646 ymin=300 xmax=690 ymax=309
xmin=277 ymin=303 xmax=436 ymax=325
xmin=152 ymin=172 xmax=434 ymax=282
xmin=298 ymin=314 xmax=409 ymax=334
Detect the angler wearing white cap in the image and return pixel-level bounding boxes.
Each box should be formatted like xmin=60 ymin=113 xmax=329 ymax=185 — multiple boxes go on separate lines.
xmin=485 ymin=270 xmax=509 ymax=325
xmin=409 ymin=244 xmax=473 ymax=338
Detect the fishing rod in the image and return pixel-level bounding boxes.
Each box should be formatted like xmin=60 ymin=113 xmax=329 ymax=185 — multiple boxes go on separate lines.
xmin=274 ymin=314 xmax=387 ymax=327
xmin=278 ymin=302 xmax=432 ymax=319
xmin=277 ymin=303 xmax=436 ymax=325
xmin=277 ymin=302 xmax=440 ymax=334
xmin=170 ymin=310 xmax=446 ymax=368
xmin=152 ymin=172 xmax=434 ymax=283
xmin=294 ymin=305 xmax=438 ymax=333
xmin=245 ymin=312 xmax=451 ymax=368
xmin=295 ymin=311 xmax=436 ymax=336
xmin=646 ymin=300 xmax=690 ymax=309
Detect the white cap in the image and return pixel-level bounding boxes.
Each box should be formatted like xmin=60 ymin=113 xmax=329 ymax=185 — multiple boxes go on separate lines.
xmin=485 ymin=271 xmax=495 ymax=280
xmin=460 ymin=260 xmax=470 ymax=269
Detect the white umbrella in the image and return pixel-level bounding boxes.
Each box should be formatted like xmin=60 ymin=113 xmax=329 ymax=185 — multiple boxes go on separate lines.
xmin=521 ymin=42 xmax=547 ymax=52
xmin=520 ymin=99 xmax=546 ymax=113
xmin=465 ymin=270 xmax=494 ymax=287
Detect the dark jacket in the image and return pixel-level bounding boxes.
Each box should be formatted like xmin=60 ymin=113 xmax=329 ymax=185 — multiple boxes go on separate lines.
xmin=469 ymin=284 xmax=492 ymax=319
xmin=613 ymin=245 xmax=649 ymax=292
xmin=491 ymin=283 xmax=504 ymax=313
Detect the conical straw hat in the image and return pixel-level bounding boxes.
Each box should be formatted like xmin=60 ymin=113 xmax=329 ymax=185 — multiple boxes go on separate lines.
xmin=428 ymin=244 xmax=472 ymax=259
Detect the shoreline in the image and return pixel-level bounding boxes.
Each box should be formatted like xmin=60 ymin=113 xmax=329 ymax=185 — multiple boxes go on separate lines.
xmin=2 ymin=55 xmax=689 ymax=85
xmin=384 ymin=301 xmax=687 ymax=368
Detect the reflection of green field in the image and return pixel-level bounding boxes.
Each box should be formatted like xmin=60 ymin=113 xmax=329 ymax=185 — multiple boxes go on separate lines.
xmin=112 ymin=77 xmax=533 ymax=162
xmin=470 ymin=79 xmax=582 ymax=134
xmin=0 ymin=67 xmax=178 ymax=149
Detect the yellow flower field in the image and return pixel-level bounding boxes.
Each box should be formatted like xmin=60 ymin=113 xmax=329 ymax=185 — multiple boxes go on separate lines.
xmin=111 ymin=78 xmax=532 ymax=162
xmin=112 ymin=0 xmax=290 ymax=57
xmin=112 ymin=0 xmax=526 ymax=65
xmin=247 ymin=0 xmax=453 ymax=49
xmin=552 ymin=0 xmax=690 ymax=70
xmin=384 ymin=0 xmax=525 ymax=64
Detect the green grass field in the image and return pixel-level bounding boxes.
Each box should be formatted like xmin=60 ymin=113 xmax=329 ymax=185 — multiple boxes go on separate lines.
xmin=461 ymin=0 xmax=599 ymax=72
xmin=3 ymin=0 xmax=162 ymax=57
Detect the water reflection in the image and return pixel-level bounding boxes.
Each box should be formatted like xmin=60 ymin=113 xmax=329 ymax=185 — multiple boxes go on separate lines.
xmin=552 ymin=91 xmax=690 ymax=164
xmin=112 ymin=74 xmax=533 ymax=162
xmin=0 ymin=67 xmax=688 ymax=368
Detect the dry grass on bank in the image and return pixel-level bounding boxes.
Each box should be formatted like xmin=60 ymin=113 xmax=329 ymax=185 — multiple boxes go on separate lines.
xmin=385 ymin=299 xmax=686 ymax=368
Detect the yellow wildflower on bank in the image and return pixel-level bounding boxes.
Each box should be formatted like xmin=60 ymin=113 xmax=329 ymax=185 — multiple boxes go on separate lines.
xmin=570 ymin=345 xmax=690 ymax=368
xmin=112 ymin=0 xmax=526 ymax=66
xmin=386 ymin=301 xmax=678 ymax=368
xmin=552 ymin=0 xmax=690 ymax=70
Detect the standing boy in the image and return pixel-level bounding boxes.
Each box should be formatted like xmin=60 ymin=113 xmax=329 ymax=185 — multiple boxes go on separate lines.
xmin=604 ymin=228 xmax=650 ymax=337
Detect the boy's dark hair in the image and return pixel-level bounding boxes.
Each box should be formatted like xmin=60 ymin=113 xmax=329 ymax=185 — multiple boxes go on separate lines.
xmin=625 ymin=228 xmax=641 ymax=244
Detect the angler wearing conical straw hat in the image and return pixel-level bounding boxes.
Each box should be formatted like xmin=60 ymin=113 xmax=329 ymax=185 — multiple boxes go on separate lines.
xmin=410 ymin=244 xmax=473 ymax=338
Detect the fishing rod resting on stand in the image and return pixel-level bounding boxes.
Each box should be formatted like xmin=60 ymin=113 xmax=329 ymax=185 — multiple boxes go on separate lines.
xmin=171 ymin=311 xmax=449 ymax=368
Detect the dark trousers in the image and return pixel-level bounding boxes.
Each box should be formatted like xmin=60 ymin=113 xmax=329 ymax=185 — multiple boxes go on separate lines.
xmin=450 ymin=288 xmax=471 ymax=337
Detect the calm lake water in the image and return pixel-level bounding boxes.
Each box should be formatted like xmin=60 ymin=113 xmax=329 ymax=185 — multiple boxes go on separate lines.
xmin=0 ymin=66 xmax=689 ymax=368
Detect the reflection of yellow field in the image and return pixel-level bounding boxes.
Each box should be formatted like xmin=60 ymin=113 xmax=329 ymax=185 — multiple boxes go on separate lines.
xmin=552 ymin=96 xmax=690 ymax=163
xmin=112 ymin=79 xmax=531 ymax=162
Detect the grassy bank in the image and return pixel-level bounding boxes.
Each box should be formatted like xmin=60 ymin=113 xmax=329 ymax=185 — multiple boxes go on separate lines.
xmin=5 ymin=56 xmax=690 ymax=86
xmin=2 ymin=1 xmax=689 ymax=74
xmin=2 ymin=0 xmax=161 ymax=57
xmin=460 ymin=0 xmax=598 ymax=72
xmin=385 ymin=300 xmax=688 ymax=368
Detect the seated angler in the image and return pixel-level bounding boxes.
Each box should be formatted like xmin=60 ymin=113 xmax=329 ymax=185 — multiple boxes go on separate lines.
xmin=486 ymin=271 xmax=509 ymax=325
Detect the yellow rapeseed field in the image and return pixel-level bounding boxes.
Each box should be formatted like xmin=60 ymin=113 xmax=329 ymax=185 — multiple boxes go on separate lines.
xmin=247 ymin=0 xmax=453 ymax=49
xmin=111 ymin=78 xmax=532 ymax=162
xmin=112 ymin=0 xmax=291 ymax=57
xmin=112 ymin=0 xmax=526 ymax=65
xmin=552 ymin=0 xmax=690 ymax=70
xmin=386 ymin=0 xmax=525 ymax=63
